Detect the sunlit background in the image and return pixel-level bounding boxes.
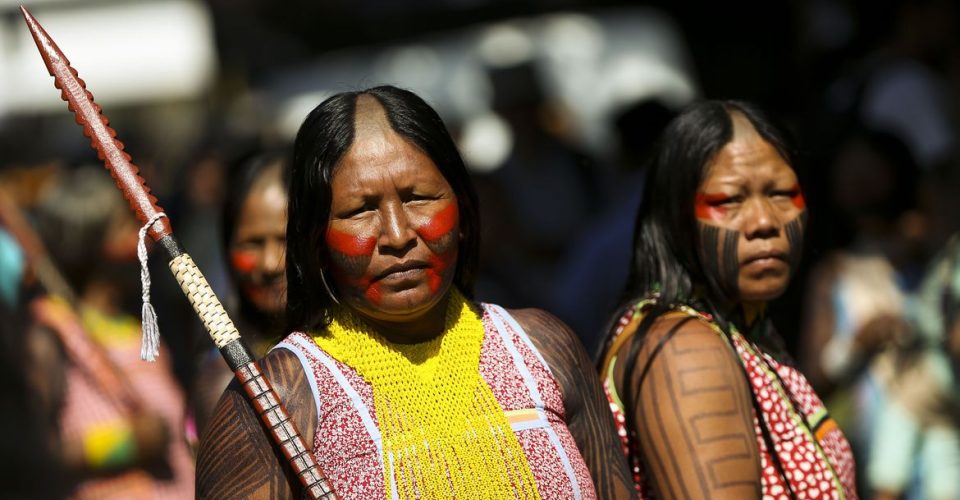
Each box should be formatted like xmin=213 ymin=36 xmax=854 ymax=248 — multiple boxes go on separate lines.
xmin=2 ymin=1 xmax=959 ymax=498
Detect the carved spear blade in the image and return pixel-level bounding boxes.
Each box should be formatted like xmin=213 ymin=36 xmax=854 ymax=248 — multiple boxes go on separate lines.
xmin=20 ymin=5 xmax=171 ymax=242
xmin=19 ymin=6 xmax=336 ymax=498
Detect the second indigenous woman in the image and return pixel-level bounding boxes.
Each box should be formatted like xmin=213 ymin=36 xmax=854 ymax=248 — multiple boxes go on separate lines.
xmin=599 ymin=101 xmax=858 ymax=499
xmin=197 ymin=86 xmax=631 ymax=499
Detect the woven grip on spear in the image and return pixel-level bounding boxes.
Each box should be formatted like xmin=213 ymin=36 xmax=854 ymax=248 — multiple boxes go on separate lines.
xmin=20 ymin=6 xmax=336 ymax=498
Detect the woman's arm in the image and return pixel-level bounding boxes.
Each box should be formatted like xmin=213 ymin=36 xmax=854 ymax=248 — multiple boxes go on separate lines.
xmin=196 ymin=348 xmax=317 ymax=500
xmin=615 ymin=315 xmax=761 ymax=499
xmin=512 ymin=308 xmax=633 ymax=499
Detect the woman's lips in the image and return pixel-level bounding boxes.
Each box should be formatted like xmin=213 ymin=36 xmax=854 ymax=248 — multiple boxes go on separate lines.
xmin=375 ymin=261 xmax=429 ymax=283
xmin=741 ymin=250 xmax=788 ymax=271
xmin=741 ymin=249 xmax=787 ymax=264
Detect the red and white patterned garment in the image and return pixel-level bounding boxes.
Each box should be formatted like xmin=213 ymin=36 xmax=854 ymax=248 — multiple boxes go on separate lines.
xmin=274 ymin=304 xmax=595 ymax=499
xmin=602 ymin=302 xmax=858 ymax=500
xmin=33 ymin=297 xmax=195 ymax=500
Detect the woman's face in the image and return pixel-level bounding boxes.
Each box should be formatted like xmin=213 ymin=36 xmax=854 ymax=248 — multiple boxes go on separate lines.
xmin=230 ymin=167 xmax=288 ymax=316
xmin=694 ymin=113 xmax=806 ymax=304
xmin=325 ymin=98 xmax=459 ymax=325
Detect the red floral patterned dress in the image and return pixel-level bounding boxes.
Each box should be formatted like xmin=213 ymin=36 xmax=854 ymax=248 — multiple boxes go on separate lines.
xmin=274 ymin=303 xmax=595 ymax=499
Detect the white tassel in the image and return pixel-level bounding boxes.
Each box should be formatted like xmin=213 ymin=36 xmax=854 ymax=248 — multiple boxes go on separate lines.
xmin=137 ymin=213 xmax=166 ymax=362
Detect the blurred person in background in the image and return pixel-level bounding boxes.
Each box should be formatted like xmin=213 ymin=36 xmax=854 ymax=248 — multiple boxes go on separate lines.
xmin=472 ymin=59 xmax=603 ymax=314
xmin=29 ymin=166 xmax=195 ymax=499
xmin=0 ymin=226 xmax=67 ymax=499
xmin=550 ymin=99 xmax=677 ymax=354
xmin=880 ymin=222 xmax=960 ymax=500
xmin=820 ymin=0 xmax=958 ymax=172
xmin=599 ymin=101 xmax=857 ymax=498
xmin=192 ymin=148 xmax=290 ymax=435
xmin=799 ymin=127 xmax=960 ymax=499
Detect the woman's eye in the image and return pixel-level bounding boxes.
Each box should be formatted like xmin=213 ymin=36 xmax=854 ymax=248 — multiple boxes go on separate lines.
xmin=406 ymin=193 xmax=437 ymax=204
xmin=343 ymin=203 xmax=375 ymax=217
xmin=712 ymin=195 xmax=742 ymax=206
xmin=698 ymin=193 xmax=741 ymax=206
xmin=772 ymin=189 xmax=800 ymax=199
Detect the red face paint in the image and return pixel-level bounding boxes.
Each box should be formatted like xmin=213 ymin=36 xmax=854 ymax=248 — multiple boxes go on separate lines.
xmin=365 ymin=281 xmax=383 ymax=304
xmin=425 ymin=250 xmax=457 ymax=294
xmin=325 ymin=227 xmax=376 ymax=257
xmin=694 ymin=192 xmax=730 ymax=221
xmin=416 ymin=202 xmax=458 ymax=242
xmin=789 ymin=185 xmax=806 ymax=210
xmin=231 ymin=251 xmax=258 ymax=274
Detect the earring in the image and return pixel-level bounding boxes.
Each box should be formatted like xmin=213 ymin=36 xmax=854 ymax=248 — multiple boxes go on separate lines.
xmin=319 ymin=268 xmax=341 ymax=305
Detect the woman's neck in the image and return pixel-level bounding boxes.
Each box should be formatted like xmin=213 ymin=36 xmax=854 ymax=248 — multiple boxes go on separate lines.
xmin=741 ymin=302 xmax=766 ymax=327
xmin=362 ymin=294 xmax=451 ymax=345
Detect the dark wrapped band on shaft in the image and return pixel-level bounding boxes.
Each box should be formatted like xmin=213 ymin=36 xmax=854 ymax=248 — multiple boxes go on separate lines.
xmin=19 ymin=6 xmax=336 ymax=498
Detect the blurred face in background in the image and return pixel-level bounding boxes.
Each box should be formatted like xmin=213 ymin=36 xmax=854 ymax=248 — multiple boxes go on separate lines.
xmin=229 ymin=164 xmax=287 ymax=315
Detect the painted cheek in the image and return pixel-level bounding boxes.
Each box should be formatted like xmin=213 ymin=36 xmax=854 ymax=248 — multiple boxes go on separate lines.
xmin=231 ymin=251 xmax=258 ymax=274
xmin=325 ymin=227 xmax=376 ymax=257
xmin=365 ymin=281 xmax=383 ymax=304
xmin=416 ymin=202 xmax=458 ymax=242
xmin=790 ymin=186 xmax=807 ymax=210
xmin=694 ymin=193 xmax=728 ymax=221
xmin=326 ymin=227 xmax=381 ymax=303
xmin=425 ymin=249 xmax=457 ymax=294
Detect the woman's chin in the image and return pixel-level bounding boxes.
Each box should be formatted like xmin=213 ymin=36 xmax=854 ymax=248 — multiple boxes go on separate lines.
xmin=737 ymin=281 xmax=789 ymax=304
xmin=352 ymin=283 xmax=447 ymax=321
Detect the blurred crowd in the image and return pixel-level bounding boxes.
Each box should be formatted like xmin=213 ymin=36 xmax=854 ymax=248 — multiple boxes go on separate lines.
xmin=2 ymin=0 xmax=960 ymax=498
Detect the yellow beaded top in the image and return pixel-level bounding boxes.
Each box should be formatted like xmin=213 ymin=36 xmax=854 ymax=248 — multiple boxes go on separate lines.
xmin=313 ymin=289 xmax=541 ymax=499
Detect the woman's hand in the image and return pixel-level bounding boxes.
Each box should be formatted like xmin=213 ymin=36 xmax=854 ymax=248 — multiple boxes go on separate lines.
xmin=853 ymin=313 xmax=912 ymax=353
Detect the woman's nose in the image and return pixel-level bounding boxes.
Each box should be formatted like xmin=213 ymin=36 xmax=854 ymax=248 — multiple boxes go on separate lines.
xmin=742 ymin=198 xmax=780 ymax=240
xmin=378 ymin=202 xmax=417 ymax=251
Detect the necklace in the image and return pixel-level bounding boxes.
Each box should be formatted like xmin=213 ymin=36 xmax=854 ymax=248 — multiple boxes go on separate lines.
xmin=314 ymin=290 xmax=541 ymax=499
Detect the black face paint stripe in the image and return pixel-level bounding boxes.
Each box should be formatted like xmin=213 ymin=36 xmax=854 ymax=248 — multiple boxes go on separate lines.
xmin=698 ymin=222 xmax=741 ymax=298
xmin=784 ymin=211 xmax=807 ymax=271
xmin=721 ymin=227 xmax=740 ymax=295
xmin=700 ymin=223 xmax=721 ymax=281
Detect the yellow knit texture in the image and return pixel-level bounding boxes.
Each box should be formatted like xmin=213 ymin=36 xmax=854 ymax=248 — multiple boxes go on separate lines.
xmin=313 ymin=290 xmax=542 ymax=499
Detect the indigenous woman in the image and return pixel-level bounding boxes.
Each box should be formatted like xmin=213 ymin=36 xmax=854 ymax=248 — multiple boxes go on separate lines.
xmin=197 ymin=86 xmax=631 ymax=499
xmin=598 ymin=101 xmax=858 ymax=499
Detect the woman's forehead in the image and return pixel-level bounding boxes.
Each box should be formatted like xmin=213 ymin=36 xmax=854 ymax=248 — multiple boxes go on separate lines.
xmin=703 ymin=126 xmax=795 ymax=186
xmin=332 ymin=133 xmax=446 ymax=193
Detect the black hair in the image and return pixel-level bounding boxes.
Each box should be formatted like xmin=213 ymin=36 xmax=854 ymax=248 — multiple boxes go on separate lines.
xmin=286 ymin=85 xmax=480 ymax=332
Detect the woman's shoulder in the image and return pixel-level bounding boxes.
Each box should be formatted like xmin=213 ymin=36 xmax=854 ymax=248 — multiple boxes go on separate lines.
xmin=488 ymin=306 xmax=586 ymax=356
xmin=487 ymin=305 xmax=583 ymax=371
xmin=606 ymin=299 xmax=721 ymax=357
xmin=493 ymin=306 xmax=570 ymax=338
xmin=605 ymin=300 xmax=736 ymax=383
